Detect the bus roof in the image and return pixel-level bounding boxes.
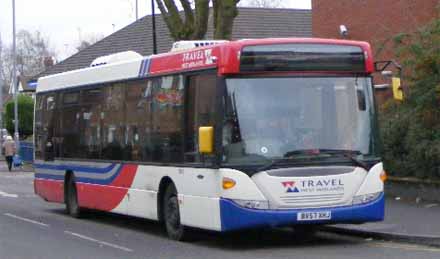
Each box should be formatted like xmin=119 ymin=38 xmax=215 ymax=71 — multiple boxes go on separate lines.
xmin=37 ymin=38 xmax=373 ymax=93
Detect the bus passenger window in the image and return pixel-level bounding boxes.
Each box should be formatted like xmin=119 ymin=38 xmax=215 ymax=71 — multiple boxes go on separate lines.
xmin=150 ymin=75 xmax=184 ymax=163
xmin=40 ymin=94 xmax=59 ymax=160
xmin=125 ymin=80 xmax=153 ymax=162
xmin=102 ymin=85 xmax=125 ymax=160
xmin=34 ymin=94 xmax=45 ymax=160
xmin=46 ymin=96 xmax=56 ymax=110
xmin=59 ymin=91 xmax=81 ymax=159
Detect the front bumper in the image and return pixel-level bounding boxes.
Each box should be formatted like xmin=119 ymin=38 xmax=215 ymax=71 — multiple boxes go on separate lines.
xmin=220 ymin=192 xmax=384 ymax=232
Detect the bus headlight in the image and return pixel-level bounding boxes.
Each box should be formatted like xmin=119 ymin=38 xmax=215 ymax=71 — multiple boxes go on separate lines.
xmin=352 ymin=192 xmax=382 ymax=205
xmin=232 ymin=199 xmax=269 ymax=210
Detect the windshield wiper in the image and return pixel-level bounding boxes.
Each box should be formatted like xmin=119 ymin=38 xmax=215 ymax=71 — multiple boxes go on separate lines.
xmin=342 ymin=153 xmax=368 ymax=169
xmin=283 ymin=149 xmax=322 ymax=158
xmin=313 ymin=149 xmax=368 ymax=169
xmin=258 ymin=149 xmax=368 ymax=172
xmin=257 ymin=158 xmax=292 ymax=172
xmin=283 ymin=149 xmax=368 ymax=169
xmin=257 ymin=152 xmax=329 ymax=172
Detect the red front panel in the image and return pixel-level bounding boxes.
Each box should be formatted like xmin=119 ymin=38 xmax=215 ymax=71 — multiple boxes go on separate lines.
xmin=76 ymin=164 xmax=138 ymax=211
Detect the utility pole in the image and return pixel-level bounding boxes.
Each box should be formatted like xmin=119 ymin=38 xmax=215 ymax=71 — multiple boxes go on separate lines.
xmin=0 ymin=33 xmax=3 ymax=156
xmin=12 ymin=0 xmax=20 ymax=150
xmin=151 ymin=0 xmax=157 ymax=54
xmin=136 ymin=0 xmax=139 ymax=20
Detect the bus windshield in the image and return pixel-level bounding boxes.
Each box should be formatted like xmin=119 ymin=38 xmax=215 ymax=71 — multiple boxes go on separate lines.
xmin=222 ymin=76 xmax=376 ymax=165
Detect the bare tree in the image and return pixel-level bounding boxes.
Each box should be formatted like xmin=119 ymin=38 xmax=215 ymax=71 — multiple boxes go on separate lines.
xmin=0 ymin=29 xmax=56 ymax=90
xmin=0 ymin=33 xmax=5 ymax=84
xmin=0 ymin=33 xmax=8 ymax=99
xmin=156 ymin=0 xmax=240 ymax=40
xmin=238 ymin=0 xmax=284 ymax=8
xmin=76 ymin=33 xmax=104 ymax=52
xmin=212 ymin=0 xmax=241 ymax=40
xmin=0 ymin=33 xmax=13 ymax=95
xmin=14 ymin=30 xmax=56 ymax=77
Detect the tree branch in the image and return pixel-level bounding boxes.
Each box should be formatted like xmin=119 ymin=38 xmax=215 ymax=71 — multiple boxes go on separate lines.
xmin=180 ymin=0 xmax=194 ymax=27
xmin=213 ymin=0 xmax=240 ymax=40
xmin=192 ymin=0 xmax=210 ymax=39
xmin=155 ymin=0 xmax=184 ymax=40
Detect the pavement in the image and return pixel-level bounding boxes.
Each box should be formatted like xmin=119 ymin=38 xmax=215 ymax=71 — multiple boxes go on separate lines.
xmin=0 ymin=155 xmax=34 ymax=172
xmin=0 ymin=161 xmax=34 ymax=173
xmin=324 ymin=196 xmax=440 ymax=247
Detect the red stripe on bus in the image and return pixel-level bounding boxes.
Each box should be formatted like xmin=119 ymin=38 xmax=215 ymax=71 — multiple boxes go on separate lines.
xmin=110 ymin=164 xmax=138 ymax=188
xmin=34 ymin=179 xmax=64 ymax=203
xmin=77 ymin=164 xmax=138 ymax=211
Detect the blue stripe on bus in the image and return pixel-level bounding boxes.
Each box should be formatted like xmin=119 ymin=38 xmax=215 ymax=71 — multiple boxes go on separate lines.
xmin=141 ymin=58 xmax=150 ymax=77
xmin=34 ymin=164 xmax=124 ymax=185
xmin=220 ymin=192 xmax=385 ymax=232
xmin=77 ymin=164 xmax=124 ymax=185
xmin=138 ymin=59 xmax=146 ymax=77
xmin=33 ymin=163 xmax=116 ymax=174
xmin=34 ymin=173 xmax=65 ymax=181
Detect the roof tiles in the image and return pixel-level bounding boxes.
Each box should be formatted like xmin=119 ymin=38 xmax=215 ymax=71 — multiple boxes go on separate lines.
xmin=36 ymin=7 xmax=311 ymax=79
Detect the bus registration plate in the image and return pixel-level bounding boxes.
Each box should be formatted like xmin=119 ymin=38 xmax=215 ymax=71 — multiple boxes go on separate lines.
xmin=297 ymin=211 xmax=331 ymax=221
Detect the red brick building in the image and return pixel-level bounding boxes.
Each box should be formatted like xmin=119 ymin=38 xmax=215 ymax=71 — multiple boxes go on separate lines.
xmin=312 ymin=0 xmax=439 ymax=101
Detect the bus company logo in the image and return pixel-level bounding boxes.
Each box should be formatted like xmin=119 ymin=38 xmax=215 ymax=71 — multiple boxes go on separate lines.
xmin=182 ymin=50 xmax=205 ymax=62
xmin=181 ymin=49 xmax=213 ymax=68
xmin=204 ymin=49 xmax=213 ymax=65
xmin=281 ymin=181 xmax=300 ymax=193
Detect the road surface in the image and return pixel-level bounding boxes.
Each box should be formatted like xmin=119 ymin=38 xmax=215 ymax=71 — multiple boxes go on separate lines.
xmin=0 ymin=171 xmax=439 ymax=259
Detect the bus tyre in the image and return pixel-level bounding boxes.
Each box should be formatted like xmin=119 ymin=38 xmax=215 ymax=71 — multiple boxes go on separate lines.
xmin=163 ymin=184 xmax=189 ymax=241
xmin=66 ymin=175 xmax=81 ymax=218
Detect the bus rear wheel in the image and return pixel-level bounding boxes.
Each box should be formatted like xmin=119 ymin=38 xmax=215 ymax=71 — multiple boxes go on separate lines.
xmin=163 ymin=184 xmax=190 ymax=241
xmin=66 ymin=175 xmax=81 ymax=218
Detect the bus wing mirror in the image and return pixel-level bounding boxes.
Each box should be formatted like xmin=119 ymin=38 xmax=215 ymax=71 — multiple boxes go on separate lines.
xmin=392 ymin=77 xmax=403 ymax=101
xmin=199 ymin=126 xmax=214 ymax=154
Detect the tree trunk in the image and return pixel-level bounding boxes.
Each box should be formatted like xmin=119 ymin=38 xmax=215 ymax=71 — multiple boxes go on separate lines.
xmin=193 ymin=0 xmax=210 ymax=39
xmin=156 ymin=0 xmax=210 ymax=40
xmin=155 ymin=0 xmax=185 ymax=40
xmin=213 ymin=0 xmax=240 ymax=40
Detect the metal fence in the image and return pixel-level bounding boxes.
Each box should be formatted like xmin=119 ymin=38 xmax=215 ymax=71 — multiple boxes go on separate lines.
xmin=19 ymin=141 xmax=33 ymax=162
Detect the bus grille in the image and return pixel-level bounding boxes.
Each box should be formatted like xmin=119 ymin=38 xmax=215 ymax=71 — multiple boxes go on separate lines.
xmin=279 ymin=193 xmax=345 ymax=208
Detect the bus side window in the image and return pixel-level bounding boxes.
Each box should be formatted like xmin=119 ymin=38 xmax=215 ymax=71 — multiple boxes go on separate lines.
xmin=102 ymin=85 xmax=125 ymax=160
xmin=185 ymin=73 xmax=217 ymax=163
xmin=43 ymin=94 xmax=59 ymax=161
xmin=34 ymin=94 xmax=44 ymax=160
xmin=150 ymin=75 xmax=184 ymax=163
xmin=59 ymin=91 xmax=81 ymax=159
xmin=78 ymin=88 xmax=104 ymax=159
xmin=125 ymin=80 xmax=153 ymax=162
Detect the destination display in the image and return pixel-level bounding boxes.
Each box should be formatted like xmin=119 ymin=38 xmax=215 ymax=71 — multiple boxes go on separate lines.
xmin=240 ymin=43 xmax=366 ymax=72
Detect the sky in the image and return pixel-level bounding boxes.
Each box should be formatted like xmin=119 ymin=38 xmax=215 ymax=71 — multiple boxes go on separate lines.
xmin=0 ymin=0 xmax=311 ymax=60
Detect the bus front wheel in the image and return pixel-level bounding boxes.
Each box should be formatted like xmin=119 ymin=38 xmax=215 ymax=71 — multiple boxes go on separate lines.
xmin=163 ymin=183 xmax=189 ymax=241
xmin=65 ymin=175 xmax=81 ymax=218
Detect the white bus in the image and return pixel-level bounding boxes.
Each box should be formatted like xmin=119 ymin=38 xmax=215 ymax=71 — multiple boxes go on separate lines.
xmin=34 ymin=38 xmax=386 ymax=241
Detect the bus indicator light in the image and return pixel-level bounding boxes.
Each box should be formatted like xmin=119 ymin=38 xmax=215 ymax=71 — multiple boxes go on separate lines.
xmin=222 ymin=177 xmax=236 ymax=189
xmin=380 ymin=171 xmax=387 ymax=182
